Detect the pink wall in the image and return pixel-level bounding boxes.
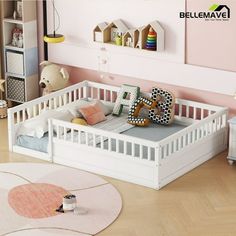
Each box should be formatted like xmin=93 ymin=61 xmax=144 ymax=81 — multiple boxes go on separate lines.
xmin=186 ymin=0 xmax=236 ymax=72
xmin=66 ymin=66 xmax=236 ymax=117
xmin=36 ymin=1 xmax=236 ymax=117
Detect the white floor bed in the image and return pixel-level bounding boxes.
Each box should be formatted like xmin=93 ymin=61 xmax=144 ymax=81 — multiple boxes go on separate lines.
xmin=8 ymin=81 xmax=228 ymax=189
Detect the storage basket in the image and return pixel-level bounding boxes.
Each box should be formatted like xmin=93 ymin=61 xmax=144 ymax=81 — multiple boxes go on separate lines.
xmin=7 ymin=77 xmax=25 ymax=103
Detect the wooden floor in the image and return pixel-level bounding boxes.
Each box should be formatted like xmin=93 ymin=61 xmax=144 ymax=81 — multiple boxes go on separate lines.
xmin=1 ymin=118 xmax=236 ymax=236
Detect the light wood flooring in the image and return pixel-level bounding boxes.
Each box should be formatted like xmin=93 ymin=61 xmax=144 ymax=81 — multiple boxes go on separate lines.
xmin=1 ymin=118 xmax=236 ymax=236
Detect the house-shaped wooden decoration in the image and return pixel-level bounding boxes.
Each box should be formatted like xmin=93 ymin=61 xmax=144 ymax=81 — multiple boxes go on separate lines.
xmin=122 ymin=29 xmax=139 ymax=48
xmin=140 ymin=21 xmax=164 ymax=52
xmin=93 ymin=22 xmax=108 ymax=43
xmin=103 ymin=19 xmax=129 ymax=43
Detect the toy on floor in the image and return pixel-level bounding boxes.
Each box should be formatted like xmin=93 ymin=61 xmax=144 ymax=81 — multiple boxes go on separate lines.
xmin=113 ymin=84 xmax=140 ymax=116
xmin=146 ymin=27 xmax=157 ymax=51
xmin=56 ymin=194 xmax=88 ymax=215
xmin=39 ymin=61 xmax=69 ymax=96
xmin=128 ymin=97 xmax=157 ymax=126
xmin=149 ymin=87 xmax=175 ymax=125
xmin=56 ymin=194 xmax=77 ymax=213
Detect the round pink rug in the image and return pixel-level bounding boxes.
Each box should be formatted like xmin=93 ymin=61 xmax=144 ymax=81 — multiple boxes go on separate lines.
xmin=0 ymin=163 xmax=122 ymax=236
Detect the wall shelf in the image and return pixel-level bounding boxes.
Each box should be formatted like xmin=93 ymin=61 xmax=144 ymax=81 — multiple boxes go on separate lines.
xmin=93 ymin=19 xmax=165 ymax=52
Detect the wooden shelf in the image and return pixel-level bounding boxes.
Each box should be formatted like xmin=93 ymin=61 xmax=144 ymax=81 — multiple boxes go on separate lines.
xmin=5 ymin=45 xmax=24 ymax=52
xmin=3 ymin=17 xmax=23 ymax=24
xmin=6 ymin=72 xmax=25 ymax=79
xmin=93 ymin=19 xmax=165 ymax=53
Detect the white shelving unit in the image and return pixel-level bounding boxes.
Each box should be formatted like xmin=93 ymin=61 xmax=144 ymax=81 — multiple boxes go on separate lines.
xmin=1 ymin=0 xmax=39 ymax=103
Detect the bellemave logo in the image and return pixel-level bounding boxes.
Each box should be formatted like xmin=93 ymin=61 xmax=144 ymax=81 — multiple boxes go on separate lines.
xmin=180 ymin=4 xmax=230 ymax=21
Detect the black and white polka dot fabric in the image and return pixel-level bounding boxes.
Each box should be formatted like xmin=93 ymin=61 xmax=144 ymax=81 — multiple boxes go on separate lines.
xmin=149 ymin=87 xmax=175 ymax=125
xmin=128 ymin=97 xmax=156 ymax=126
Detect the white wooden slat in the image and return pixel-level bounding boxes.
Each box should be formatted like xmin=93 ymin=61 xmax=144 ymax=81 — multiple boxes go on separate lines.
xmin=209 ymin=121 xmax=213 ymax=134
xmin=73 ymin=90 xmax=77 ymax=101
xmin=196 ymin=128 xmax=200 ymax=141
xmin=57 ymin=126 xmax=59 ymax=139
xmin=179 ymin=104 xmax=182 ymax=117
xmin=86 ymin=133 xmax=90 ymax=145
xmin=147 ymin=147 xmax=150 ymax=160
xmin=165 ymin=145 xmax=168 ymax=158
xmin=187 ymin=132 xmax=192 ymax=145
xmin=53 ymin=98 xmax=57 ymax=109
xmin=66 ymin=92 xmax=72 ymax=103
xmin=17 ymin=111 xmax=20 ymax=123
xmin=124 ymin=141 xmax=127 ymax=155
xmin=33 ymin=106 xmax=37 ymax=117
xmin=101 ymin=136 xmax=104 ymax=149
xmin=22 ymin=109 xmax=26 ymax=121
xmin=59 ymin=96 xmax=63 ymax=107
xmin=64 ymin=127 xmax=67 ymax=141
xmin=193 ymin=107 xmax=197 ymax=120
xmin=98 ymin=89 xmax=101 ymax=100
xmin=186 ymin=106 xmax=189 ymax=118
xmin=183 ymin=134 xmax=186 ymax=147
xmin=108 ymin=138 xmax=112 ymax=151
xmin=39 ymin=103 xmax=42 ymax=114
xmin=78 ymin=130 xmax=81 ymax=144
xmin=71 ymin=129 xmax=74 ymax=142
xmin=201 ymin=108 xmax=204 ymax=120
xmin=140 ymin=145 xmax=144 ymax=159
xmin=173 ymin=139 xmax=177 ymax=152
xmin=132 ymin=143 xmax=135 ymax=157
xmin=213 ymin=119 xmax=217 ymax=132
xmin=116 ymin=139 xmax=119 ymax=153
xmin=178 ymin=138 xmax=182 ymax=150
xmin=93 ymin=134 xmax=96 ymax=147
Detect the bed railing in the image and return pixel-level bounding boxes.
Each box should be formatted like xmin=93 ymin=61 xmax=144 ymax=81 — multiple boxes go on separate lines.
xmin=7 ymin=81 xmax=88 ymax=150
xmin=158 ymin=108 xmax=228 ymax=160
xmin=50 ymin=119 xmax=158 ymax=163
xmin=8 ymin=80 xmax=228 ymax=155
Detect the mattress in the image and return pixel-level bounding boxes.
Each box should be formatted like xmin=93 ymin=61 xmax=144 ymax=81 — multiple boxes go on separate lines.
xmin=16 ymin=114 xmax=133 ymax=153
xmin=122 ymin=122 xmax=187 ymax=142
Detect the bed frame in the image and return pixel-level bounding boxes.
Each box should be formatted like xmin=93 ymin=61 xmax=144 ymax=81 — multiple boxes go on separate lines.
xmin=8 ymin=81 xmax=228 ymax=189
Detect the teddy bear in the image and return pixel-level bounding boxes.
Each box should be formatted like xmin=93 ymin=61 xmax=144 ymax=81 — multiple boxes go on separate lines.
xmin=39 ymin=61 xmax=69 ymax=96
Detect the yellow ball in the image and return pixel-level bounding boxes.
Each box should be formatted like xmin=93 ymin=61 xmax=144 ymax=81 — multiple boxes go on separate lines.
xmin=71 ymin=118 xmax=88 ymax=126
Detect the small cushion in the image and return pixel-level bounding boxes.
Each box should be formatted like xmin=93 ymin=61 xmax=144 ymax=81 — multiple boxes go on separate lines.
xmin=72 ymin=118 xmax=88 ymax=126
xmin=57 ymin=99 xmax=113 ymax=118
xmin=79 ymin=102 xmax=106 ymax=125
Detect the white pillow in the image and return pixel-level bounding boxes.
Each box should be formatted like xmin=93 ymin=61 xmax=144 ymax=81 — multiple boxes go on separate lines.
xmin=57 ymin=99 xmax=90 ymax=117
xmin=17 ymin=110 xmax=73 ymax=139
xmin=94 ymin=100 xmax=114 ymax=116
xmin=58 ymin=99 xmax=114 ymax=117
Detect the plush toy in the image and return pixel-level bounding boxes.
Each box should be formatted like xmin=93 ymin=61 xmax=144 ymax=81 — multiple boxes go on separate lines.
xmin=112 ymin=84 xmax=140 ymax=116
xmin=149 ymin=87 xmax=175 ymax=125
xmin=39 ymin=61 xmax=69 ymax=96
xmin=128 ymin=97 xmax=157 ymax=127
